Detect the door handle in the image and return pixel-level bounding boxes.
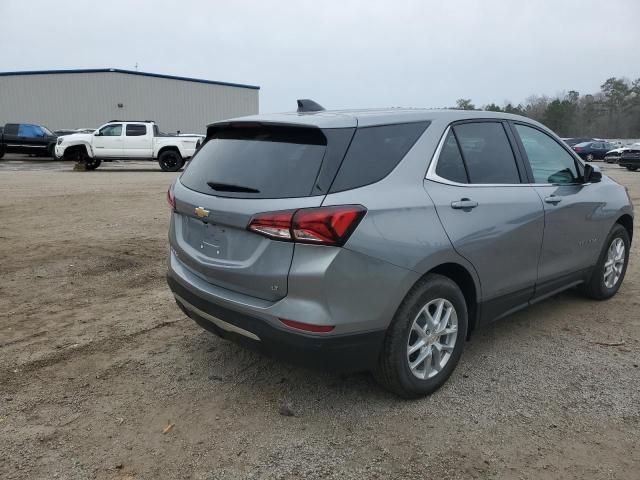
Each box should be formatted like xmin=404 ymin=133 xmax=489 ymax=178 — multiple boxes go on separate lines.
xmin=451 ymin=198 xmax=478 ymax=210
xmin=544 ymin=196 xmax=562 ymax=205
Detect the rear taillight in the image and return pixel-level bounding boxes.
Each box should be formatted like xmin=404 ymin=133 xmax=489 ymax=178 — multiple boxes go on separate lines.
xmin=248 ymin=205 xmax=366 ymax=246
xmin=247 ymin=210 xmax=294 ymax=240
xmin=574 ymin=147 xmax=582 ymax=152
xmin=167 ymin=182 xmax=176 ymax=210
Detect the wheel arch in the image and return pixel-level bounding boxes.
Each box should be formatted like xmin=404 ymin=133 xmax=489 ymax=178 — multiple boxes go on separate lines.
xmin=411 ymin=262 xmax=480 ymax=338
xmin=616 ymin=214 xmax=633 ymax=242
xmin=157 ymin=145 xmax=183 ymax=158
xmin=63 ymin=143 xmax=92 ymax=159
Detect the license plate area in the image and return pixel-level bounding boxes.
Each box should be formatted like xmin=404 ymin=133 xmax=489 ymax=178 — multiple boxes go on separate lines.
xmin=182 ymin=217 xmax=229 ymax=258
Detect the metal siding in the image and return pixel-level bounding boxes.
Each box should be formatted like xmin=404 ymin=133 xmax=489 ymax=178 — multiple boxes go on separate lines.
xmin=0 ymin=72 xmax=259 ymax=133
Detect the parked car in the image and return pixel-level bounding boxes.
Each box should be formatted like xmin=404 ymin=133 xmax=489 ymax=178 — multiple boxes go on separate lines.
xmin=563 ymin=137 xmax=596 ymax=147
xmin=55 ymin=121 xmax=201 ymax=171
xmin=54 ymin=129 xmax=78 ymax=137
xmin=54 ymin=128 xmax=96 ymax=137
xmin=0 ymin=122 xmax=58 ymax=158
xmin=166 ymin=104 xmax=633 ymax=398
xmin=604 ymin=142 xmax=640 ymax=163
xmin=572 ymin=141 xmax=616 ymax=161
xmin=619 ymin=147 xmax=640 ymax=171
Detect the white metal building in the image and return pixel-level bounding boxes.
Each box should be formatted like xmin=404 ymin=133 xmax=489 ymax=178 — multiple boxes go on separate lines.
xmin=0 ymin=68 xmax=259 ymax=134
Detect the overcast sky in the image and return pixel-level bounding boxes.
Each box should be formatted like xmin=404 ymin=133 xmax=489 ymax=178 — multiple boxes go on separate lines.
xmin=1 ymin=0 xmax=638 ymax=113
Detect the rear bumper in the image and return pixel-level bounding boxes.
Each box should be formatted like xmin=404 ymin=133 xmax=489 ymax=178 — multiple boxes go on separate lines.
xmin=167 ymin=274 xmax=386 ymax=373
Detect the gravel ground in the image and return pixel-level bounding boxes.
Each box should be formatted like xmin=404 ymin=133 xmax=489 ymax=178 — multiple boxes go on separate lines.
xmin=0 ymin=156 xmax=639 ymax=479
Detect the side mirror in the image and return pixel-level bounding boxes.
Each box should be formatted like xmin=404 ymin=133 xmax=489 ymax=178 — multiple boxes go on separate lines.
xmin=584 ymin=163 xmax=602 ymax=183
xmin=94 ymin=131 xmax=101 ymax=136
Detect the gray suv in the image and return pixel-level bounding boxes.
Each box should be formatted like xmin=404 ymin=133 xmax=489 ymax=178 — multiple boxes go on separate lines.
xmin=166 ymin=107 xmax=633 ymax=398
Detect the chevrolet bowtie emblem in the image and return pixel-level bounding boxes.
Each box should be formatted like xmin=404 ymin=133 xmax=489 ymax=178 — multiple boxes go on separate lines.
xmin=194 ymin=207 xmax=210 ymax=219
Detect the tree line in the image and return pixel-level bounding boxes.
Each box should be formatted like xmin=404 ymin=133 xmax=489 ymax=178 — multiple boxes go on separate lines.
xmin=452 ymin=77 xmax=640 ymax=138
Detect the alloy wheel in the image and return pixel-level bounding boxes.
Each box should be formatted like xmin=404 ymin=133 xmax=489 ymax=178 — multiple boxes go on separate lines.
xmin=603 ymin=237 xmax=625 ymax=288
xmin=407 ymin=298 xmax=458 ymax=380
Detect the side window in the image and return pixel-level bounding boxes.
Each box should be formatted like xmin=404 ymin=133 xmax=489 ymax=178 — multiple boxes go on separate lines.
xmin=452 ymin=122 xmax=521 ymax=184
xmin=514 ymin=124 xmax=579 ymax=184
xmin=329 ymin=121 xmax=430 ymax=193
xmin=126 ymin=124 xmax=147 ymax=136
xmin=435 ymin=130 xmax=468 ymax=183
xmin=99 ymin=124 xmax=122 ymax=136
xmin=18 ymin=124 xmax=41 ymax=137
xmin=4 ymin=124 xmax=19 ymax=135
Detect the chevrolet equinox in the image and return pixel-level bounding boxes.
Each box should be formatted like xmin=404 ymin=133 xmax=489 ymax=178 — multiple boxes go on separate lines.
xmin=166 ymin=103 xmax=633 ymax=398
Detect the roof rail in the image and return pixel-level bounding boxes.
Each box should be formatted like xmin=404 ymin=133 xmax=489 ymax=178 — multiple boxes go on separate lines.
xmin=108 ymin=120 xmax=155 ymax=123
xmin=296 ymin=99 xmax=325 ymax=113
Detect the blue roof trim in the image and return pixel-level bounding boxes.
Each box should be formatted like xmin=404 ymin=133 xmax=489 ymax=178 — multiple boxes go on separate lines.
xmin=0 ymin=68 xmax=260 ymax=90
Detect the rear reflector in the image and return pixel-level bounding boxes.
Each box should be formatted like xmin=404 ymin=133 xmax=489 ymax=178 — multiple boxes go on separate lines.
xmin=280 ymin=318 xmax=335 ymax=333
xmin=248 ymin=205 xmax=366 ymax=246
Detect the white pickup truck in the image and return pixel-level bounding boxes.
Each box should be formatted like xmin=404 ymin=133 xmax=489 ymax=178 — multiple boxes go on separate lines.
xmin=55 ymin=121 xmax=203 ymax=171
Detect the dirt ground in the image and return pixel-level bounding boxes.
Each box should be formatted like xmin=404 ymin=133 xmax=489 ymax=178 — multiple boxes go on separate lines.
xmin=1 ymin=156 xmax=639 ymax=480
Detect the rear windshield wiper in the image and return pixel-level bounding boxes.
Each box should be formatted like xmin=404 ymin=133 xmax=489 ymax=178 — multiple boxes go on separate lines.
xmin=207 ymin=182 xmax=260 ymax=194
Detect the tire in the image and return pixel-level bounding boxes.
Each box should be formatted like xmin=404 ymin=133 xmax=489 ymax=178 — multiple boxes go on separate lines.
xmin=626 ymin=166 xmax=638 ymax=171
xmin=581 ymin=224 xmax=630 ymax=300
xmin=66 ymin=147 xmax=87 ymax=163
xmin=84 ymin=157 xmax=101 ymax=170
xmin=47 ymin=144 xmax=56 ymax=159
xmin=158 ymin=150 xmax=184 ymax=172
xmin=586 ymin=153 xmax=594 ymax=161
xmin=374 ymin=274 xmax=468 ymax=398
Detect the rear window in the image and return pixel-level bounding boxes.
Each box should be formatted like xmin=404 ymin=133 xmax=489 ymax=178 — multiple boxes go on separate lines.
xmin=180 ymin=126 xmax=327 ymax=199
xmin=329 ymin=122 xmax=429 ymax=192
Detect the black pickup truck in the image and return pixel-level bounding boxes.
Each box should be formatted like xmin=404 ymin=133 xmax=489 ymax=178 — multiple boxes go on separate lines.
xmin=619 ymin=148 xmax=640 ymax=172
xmin=0 ymin=123 xmax=58 ymax=159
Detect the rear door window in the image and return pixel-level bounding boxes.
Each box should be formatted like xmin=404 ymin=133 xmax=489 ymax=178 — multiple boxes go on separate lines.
xmin=180 ymin=126 xmax=328 ymax=199
xmin=126 ymin=124 xmax=147 ymax=136
xmin=4 ymin=124 xmax=19 ymax=135
xmin=329 ymin=122 xmax=430 ymax=192
xmin=452 ymin=122 xmax=521 ymax=184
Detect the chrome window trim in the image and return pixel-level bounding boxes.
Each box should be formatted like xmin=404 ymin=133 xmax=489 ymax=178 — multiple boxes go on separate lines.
xmin=425 ymin=125 xmax=586 ymax=188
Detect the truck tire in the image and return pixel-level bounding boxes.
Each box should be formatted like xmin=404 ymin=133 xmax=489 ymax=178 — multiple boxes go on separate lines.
xmin=626 ymin=166 xmax=638 ymax=171
xmin=84 ymin=158 xmax=102 ymax=170
xmin=47 ymin=143 xmax=56 ymax=159
xmin=158 ymin=150 xmax=184 ymax=172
